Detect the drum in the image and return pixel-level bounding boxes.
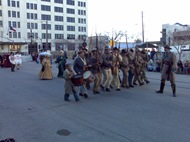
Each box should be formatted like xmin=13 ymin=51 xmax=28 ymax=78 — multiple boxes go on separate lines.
xmin=83 ymin=71 xmax=95 ymax=83
xmin=71 ymin=74 xmax=85 ymax=86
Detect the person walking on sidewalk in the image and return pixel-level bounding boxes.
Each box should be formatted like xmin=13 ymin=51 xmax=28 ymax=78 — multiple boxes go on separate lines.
xmin=9 ymin=52 xmax=15 ymax=72
xmin=156 ymin=45 xmax=177 ymax=97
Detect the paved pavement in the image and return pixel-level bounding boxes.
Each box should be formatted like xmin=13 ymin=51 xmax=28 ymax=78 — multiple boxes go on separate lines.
xmin=0 ymin=60 xmax=190 ymax=142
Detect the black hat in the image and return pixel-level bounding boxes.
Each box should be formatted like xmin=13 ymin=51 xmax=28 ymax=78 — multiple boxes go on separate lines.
xmin=164 ymin=45 xmax=172 ymax=49
xmin=113 ymin=47 xmax=119 ymax=50
xmin=121 ymin=49 xmax=127 ymax=54
xmin=130 ymin=49 xmax=134 ymax=52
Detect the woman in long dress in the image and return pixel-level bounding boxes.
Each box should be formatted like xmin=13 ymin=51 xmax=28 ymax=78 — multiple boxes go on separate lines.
xmin=39 ymin=56 xmax=53 ymax=80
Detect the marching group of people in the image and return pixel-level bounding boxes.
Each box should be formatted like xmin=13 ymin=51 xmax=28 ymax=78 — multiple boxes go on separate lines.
xmin=38 ymin=44 xmax=177 ymax=102
xmin=62 ymin=45 xmax=152 ymax=102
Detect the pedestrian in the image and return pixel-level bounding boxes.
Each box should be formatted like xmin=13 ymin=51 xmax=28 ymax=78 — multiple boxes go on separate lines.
xmin=39 ymin=55 xmax=53 ymax=80
xmin=14 ymin=51 xmax=22 ymax=70
xmin=56 ymin=50 xmax=67 ymax=78
xmin=9 ymin=52 xmax=15 ymax=72
xmin=63 ymin=63 xmax=80 ymax=102
xmin=156 ymin=45 xmax=177 ymax=97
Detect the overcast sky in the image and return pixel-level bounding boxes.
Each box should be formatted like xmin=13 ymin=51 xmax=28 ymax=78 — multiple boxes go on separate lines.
xmin=88 ymin=0 xmax=190 ymax=42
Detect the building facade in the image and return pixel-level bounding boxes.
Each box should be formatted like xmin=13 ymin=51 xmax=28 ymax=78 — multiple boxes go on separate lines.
xmin=0 ymin=0 xmax=88 ymax=54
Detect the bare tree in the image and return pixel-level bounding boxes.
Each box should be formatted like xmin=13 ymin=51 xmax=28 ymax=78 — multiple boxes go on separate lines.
xmin=170 ymin=30 xmax=190 ymax=61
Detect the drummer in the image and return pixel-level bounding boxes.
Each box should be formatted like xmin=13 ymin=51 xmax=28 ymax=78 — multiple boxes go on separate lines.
xmin=73 ymin=50 xmax=92 ymax=98
xmin=63 ymin=63 xmax=80 ymax=102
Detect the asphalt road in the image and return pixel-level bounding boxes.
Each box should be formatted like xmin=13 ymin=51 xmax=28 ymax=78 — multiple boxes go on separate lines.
xmin=0 ymin=60 xmax=190 ymax=142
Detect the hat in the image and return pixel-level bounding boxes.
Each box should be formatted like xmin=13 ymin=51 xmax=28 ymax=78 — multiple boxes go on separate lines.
xmin=113 ymin=47 xmax=119 ymax=50
xmin=130 ymin=49 xmax=134 ymax=52
xmin=121 ymin=49 xmax=127 ymax=54
xmin=164 ymin=45 xmax=172 ymax=49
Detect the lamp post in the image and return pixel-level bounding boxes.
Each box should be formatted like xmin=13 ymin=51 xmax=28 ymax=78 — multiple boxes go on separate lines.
xmin=45 ymin=20 xmax=48 ymax=51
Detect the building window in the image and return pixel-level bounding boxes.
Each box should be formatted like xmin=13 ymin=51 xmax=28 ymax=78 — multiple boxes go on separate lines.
xmin=54 ymin=16 xmax=63 ymax=21
xmin=26 ymin=3 xmax=29 ymax=9
xmin=12 ymin=21 xmax=16 ymax=27
xmin=41 ymin=14 xmax=51 ymax=20
xmin=67 ymin=17 xmax=75 ymax=23
xmin=27 ymin=13 xmax=30 ymax=19
xmin=67 ymin=34 xmax=75 ymax=39
xmin=55 ymin=34 xmax=64 ymax=39
xmin=12 ymin=11 xmax=16 ymax=17
xmin=18 ymin=32 xmax=21 ymax=38
xmin=27 ymin=23 xmax=30 ymax=29
xmin=0 ymin=0 xmax=1 ymax=5
xmin=67 ymin=0 xmax=75 ymax=5
xmin=35 ymin=23 xmax=38 ymax=29
xmin=41 ymin=0 xmax=50 ymax=2
xmin=30 ymin=3 xmax=33 ymax=9
xmin=0 ymin=21 xmax=3 ymax=27
xmin=17 ymin=12 xmax=20 ymax=18
xmin=67 ymin=26 xmax=75 ymax=31
xmin=34 ymin=4 xmax=37 ymax=10
xmin=34 ymin=14 xmax=38 ymax=20
xmin=31 ymin=13 xmax=34 ymax=19
xmin=41 ymin=5 xmax=51 ymax=11
xmin=42 ymin=33 xmax=51 ymax=39
xmin=12 ymin=0 xmax=16 ymax=7
xmin=55 ymin=25 xmax=63 ymax=30
xmin=0 ymin=10 xmax=2 ymax=16
xmin=67 ymin=8 xmax=75 ymax=14
xmin=7 ymin=0 xmax=10 ymax=6
xmin=41 ymin=24 xmax=51 ymax=30
xmin=13 ymin=32 xmax=17 ymax=38
xmin=54 ymin=0 xmax=63 ymax=4
xmin=54 ymin=7 xmax=63 ymax=13
xmin=8 ymin=11 xmax=11 ymax=17
xmin=17 ymin=1 xmax=19 ymax=7
xmin=17 ymin=22 xmax=20 ymax=28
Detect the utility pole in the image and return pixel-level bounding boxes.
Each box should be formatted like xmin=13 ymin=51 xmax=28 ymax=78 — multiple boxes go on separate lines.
xmin=45 ymin=20 xmax=48 ymax=51
xmin=142 ymin=11 xmax=145 ymax=43
xmin=30 ymin=28 xmax=33 ymax=54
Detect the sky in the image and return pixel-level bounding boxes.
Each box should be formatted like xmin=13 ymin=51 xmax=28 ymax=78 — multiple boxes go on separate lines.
xmin=88 ymin=0 xmax=190 ymax=42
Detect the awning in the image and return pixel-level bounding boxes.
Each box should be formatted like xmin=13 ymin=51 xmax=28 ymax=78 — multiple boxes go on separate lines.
xmin=137 ymin=42 xmax=158 ymax=48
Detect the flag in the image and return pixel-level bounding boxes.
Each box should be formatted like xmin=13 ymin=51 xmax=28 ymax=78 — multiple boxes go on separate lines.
xmin=10 ymin=26 xmax=16 ymax=32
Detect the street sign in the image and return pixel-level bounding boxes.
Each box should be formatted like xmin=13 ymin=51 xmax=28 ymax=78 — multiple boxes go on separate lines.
xmin=109 ymin=40 xmax=116 ymax=46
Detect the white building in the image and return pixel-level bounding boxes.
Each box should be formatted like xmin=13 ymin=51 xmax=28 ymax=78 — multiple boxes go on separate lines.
xmin=0 ymin=0 xmax=88 ymax=54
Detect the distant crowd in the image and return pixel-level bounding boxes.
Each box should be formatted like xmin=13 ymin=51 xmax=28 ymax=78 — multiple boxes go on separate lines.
xmin=176 ymin=60 xmax=190 ymax=74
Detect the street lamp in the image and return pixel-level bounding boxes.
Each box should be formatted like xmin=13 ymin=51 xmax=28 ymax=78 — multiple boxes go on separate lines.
xmin=82 ymin=34 xmax=87 ymax=48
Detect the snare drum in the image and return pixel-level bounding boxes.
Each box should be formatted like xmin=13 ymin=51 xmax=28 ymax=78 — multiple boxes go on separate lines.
xmin=83 ymin=71 xmax=95 ymax=83
xmin=71 ymin=74 xmax=85 ymax=86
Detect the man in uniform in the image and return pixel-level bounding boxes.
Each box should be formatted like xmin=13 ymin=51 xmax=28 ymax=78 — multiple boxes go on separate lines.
xmin=156 ymin=45 xmax=177 ymax=97
xmin=133 ymin=48 xmax=144 ymax=86
xmin=89 ymin=48 xmax=102 ymax=94
xmin=110 ymin=47 xmax=122 ymax=91
xmin=140 ymin=48 xmax=150 ymax=84
xmin=120 ymin=49 xmax=130 ymax=88
xmin=100 ymin=46 xmax=113 ymax=92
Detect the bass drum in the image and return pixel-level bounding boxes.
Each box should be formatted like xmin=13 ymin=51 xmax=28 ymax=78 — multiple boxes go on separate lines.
xmin=83 ymin=71 xmax=95 ymax=83
xmin=71 ymin=74 xmax=85 ymax=86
